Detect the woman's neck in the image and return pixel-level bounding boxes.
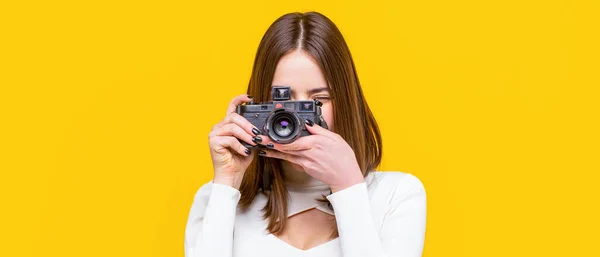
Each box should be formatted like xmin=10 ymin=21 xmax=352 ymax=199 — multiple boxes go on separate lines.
xmin=280 ymin=161 xmax=327 ymax=189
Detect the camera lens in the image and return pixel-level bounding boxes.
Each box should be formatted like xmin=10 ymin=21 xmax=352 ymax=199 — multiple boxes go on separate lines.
xmin=266 ymin=110 xmax=301 ymax=144
xmin=273 ymin=117 xmax=293 ymax=137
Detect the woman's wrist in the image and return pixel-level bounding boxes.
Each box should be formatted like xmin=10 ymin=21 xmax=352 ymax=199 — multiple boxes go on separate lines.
xmin=213 ymin=174 xmax=243 ymax=190
xmin=330 ymin=169 xmax=365 ymax=193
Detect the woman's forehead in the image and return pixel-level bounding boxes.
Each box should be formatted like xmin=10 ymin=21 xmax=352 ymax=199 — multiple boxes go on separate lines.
xmin=271 ymin=50 xmax=328 ymax=94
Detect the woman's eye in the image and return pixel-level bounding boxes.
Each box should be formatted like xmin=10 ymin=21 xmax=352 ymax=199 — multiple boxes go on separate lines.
xmin=313 ymin=96 xmax=331 ymax=101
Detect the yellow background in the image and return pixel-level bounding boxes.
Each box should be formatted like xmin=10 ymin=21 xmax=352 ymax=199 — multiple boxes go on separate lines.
xmin=1 ymin=0 xmax=598 ymax=256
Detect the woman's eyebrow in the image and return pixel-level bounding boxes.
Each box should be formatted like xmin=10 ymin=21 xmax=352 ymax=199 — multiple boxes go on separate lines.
xmin=308 ymin=87 xmax=329 ymax=94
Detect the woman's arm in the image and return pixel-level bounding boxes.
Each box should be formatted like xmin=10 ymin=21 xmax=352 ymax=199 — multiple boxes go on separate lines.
xmin=185 ymin=181 xmax=240 ymax=257
xmin=326 ymin=174 xmax=427 ymax=257
xmin=185 ymin=93 xmax=263 ymax=256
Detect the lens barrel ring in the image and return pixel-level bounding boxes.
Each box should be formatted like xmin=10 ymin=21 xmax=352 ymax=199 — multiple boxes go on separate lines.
xmin=264 ymin=108 xmax=303 ymax=144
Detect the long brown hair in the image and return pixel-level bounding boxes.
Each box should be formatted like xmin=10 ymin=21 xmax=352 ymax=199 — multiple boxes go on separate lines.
xmin=238 ymin=11 xmax=382 ymax=238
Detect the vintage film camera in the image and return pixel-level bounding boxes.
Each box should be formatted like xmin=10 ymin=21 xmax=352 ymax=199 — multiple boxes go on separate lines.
xmin=236 ymin=86 xmax=328 ymax=148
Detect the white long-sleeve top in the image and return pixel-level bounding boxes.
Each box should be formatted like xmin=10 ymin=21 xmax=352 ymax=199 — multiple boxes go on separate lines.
xmin=184 ymin=171 xmax=426 ymax=257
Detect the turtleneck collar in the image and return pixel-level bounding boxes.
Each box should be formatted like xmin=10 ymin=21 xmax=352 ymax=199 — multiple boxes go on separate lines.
xmin=281 ymin=164 xmax=334 ymax=216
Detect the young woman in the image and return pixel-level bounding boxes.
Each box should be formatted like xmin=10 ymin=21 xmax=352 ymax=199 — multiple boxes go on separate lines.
xmin=185 ymin=11 xmax=426 ymax=257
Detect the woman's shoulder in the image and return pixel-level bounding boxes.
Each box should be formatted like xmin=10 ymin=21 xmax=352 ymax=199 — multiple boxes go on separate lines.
xmin=365 ymin=171 xmax=426 ymax=199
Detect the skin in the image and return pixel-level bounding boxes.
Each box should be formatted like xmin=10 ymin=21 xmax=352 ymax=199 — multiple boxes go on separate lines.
xmin=208 ymin=49 xmax=365 ymax=249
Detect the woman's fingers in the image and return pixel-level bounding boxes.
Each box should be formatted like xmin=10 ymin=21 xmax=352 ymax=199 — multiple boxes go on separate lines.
xmin=250 ymin=133 xmax=275 ymax=147
xmin=226 ymin=94 xmax=254 ymax=115
xmin=272 ymin=135 xmax=319 ymax=152
xmin=222 ymin=113 xmax=259 ymax=135
xmin=217 ymin=113 xmax=276 ymax=146
xmin=260 ymin=149 xmax=303 ymax=165
xmin=209 ymin=136 xmax=251 ymax=157
xmin=270 ymin=118 xmax=341 ymax=152
xmin=304 ymin=118 xmax=338 ymax=140
xmin=210 ymin=123 xmax=257 ymax=146
xmin=212 ymin=113 xmax=263 ymax=141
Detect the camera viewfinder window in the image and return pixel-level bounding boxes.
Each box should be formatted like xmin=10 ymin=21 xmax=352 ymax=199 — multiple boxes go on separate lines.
xmin=300 ymin=102 xmax=313 ymax=112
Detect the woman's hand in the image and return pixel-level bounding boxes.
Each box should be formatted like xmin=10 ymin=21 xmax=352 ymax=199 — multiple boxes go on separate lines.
xmin=260 ymin=120 xmax=365 ymax=193
xmin=208 ymin=94 xmax=262 ymax=189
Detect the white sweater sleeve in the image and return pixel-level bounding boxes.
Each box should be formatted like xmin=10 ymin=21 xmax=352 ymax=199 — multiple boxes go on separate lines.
xmin=184 ymin=181 xmax=240 ymax=257
xmin=326 ymin=174 xmax=427 ymax=257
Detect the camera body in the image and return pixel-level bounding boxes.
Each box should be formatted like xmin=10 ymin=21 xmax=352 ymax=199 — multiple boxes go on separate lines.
xmin=236 ymin=86 xmax=328 ymax=148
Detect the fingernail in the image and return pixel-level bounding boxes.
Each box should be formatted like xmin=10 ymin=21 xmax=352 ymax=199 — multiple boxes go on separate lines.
xmin=252 ymin=127 xmax=260 ymax=135
xmin=245 ymin=148 xmax=251 ymax=155
xmin=258 ymin=150 xmax=266 ymax=156
xmin=247 ymin=95 xmax=254 ymax=99
xmin=252 ymin=136 xmax=263 ymax=143
xmin=266 ymin=143 xmax=274 ymax=149
xmin=305 ymin=119 xmax=314 ymax=126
